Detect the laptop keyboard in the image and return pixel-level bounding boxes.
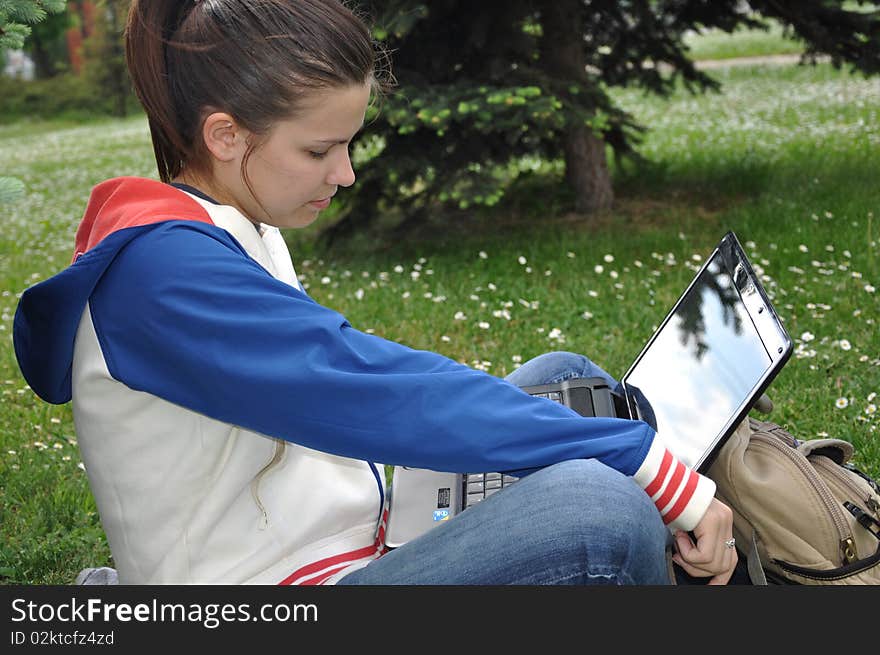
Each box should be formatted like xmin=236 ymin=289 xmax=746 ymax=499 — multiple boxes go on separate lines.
xmin=461 ymin=472 xmax=519 ymax=509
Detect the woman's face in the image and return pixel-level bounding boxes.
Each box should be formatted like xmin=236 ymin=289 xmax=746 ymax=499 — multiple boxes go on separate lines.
xmin=219 ymin=83 xmax=372 ymax=229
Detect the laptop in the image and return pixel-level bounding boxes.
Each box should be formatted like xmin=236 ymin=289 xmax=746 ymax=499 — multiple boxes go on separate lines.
xmin=384 ymin=231 xmax=793 ymax=548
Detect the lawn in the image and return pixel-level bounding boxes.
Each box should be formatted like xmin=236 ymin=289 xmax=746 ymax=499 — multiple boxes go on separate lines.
xmin=683 ymin=23 xmax=804 ymax=61
xmin=1 ymin=59 xmax=878 ymax=584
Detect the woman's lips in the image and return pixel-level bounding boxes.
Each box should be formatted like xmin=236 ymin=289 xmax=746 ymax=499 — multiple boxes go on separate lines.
xmin=309 ymin=196 xmax=332 ymax=210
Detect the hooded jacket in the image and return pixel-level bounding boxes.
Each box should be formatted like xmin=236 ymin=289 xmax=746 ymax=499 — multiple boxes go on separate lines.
xmin=13 ymin=177 xmax=715 ymax=584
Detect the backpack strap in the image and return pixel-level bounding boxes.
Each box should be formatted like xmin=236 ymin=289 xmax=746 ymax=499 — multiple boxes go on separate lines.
xmin=744 ymin=532 xmax=768 ymax=585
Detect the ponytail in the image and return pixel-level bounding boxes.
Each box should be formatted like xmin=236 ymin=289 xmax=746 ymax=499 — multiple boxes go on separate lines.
xmin=125 ymin=1 xmax=196 ymax=181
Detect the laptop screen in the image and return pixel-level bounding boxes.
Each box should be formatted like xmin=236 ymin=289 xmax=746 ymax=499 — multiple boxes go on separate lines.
xmin=621 ymin=234 xmax=791 ymax=470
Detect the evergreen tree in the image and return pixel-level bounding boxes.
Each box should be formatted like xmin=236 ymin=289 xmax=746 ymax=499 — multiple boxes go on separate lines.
xmin=328 ymin=0 xmax=879 ymax=242
xmin=82 ymin=0 xmax=130 ymax=117
xmin=26 ymin=8 xmax=71 ymax=78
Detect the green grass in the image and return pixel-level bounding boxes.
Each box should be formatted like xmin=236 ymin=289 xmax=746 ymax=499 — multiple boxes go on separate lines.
xmin=684 ymin=23 xmax=804 ymax=61
xmin=683 ymin=4 xmax=878 ymax=62
xmin=1 ymin=60 xmax=878 ymax=584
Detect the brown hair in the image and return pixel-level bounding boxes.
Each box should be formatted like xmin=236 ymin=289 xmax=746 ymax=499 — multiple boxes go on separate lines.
xmin=125 ymin=0 xmax=388 ymax=184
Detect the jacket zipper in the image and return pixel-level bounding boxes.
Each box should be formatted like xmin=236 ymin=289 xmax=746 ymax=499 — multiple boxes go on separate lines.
xmin=251 ymin=440 xmax=286 ymax=529
xmin=750 ymin=432 xmax=858 ymax=563
xmin=810 ymin=454 xmax=880 ymax=520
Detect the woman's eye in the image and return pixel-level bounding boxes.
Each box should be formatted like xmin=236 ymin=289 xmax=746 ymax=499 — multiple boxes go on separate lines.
xmin=308 ymin=150 xmax=329 ymax=160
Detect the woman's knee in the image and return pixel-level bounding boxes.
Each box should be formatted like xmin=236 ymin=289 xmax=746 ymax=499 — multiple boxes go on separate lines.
xmin=505 ymin=351 xmax=603 ymax=386
xmin=531 ymin=351 xmax=590 ymax=377
xmin=525 ymin=459 xmax=668 ymax=555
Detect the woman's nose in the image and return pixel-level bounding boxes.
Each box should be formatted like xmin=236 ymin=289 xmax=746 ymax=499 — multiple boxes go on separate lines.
xmin=328 ymin=151 xmax=356 ymax=187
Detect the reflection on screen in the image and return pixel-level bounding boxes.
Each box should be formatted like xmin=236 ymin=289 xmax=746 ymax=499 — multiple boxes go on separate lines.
xmin=623 ymin=256 xmax=771 ymax=468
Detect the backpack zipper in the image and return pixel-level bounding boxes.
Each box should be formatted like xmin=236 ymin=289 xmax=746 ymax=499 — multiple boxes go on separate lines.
xmin=844 ymin=464 xmax=880 ymax=496
xmin=774 ymin=546 xmax=880 ymax=581
xmin=750 ymin=432 xmax=858 ymax=564
xmin=810 ymin=455 xmax=880 ymax=522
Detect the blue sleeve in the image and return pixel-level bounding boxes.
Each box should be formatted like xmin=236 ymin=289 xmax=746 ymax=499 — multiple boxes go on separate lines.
xmin=89 ymin=223 xmax=655 ymax=476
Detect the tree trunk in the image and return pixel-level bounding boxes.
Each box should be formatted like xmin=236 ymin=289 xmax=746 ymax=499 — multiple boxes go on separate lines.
xmin=563 ymin=125 xmax=614 ymax=213
xmin=107 ymin=2 xmax=127 ymax=117
xmin=539 ymin=1 xmax=614 ymax=213
xmin=29 ymin=30 xmax=57 ymax=78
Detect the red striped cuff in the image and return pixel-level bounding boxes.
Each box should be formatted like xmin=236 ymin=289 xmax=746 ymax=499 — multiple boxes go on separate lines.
xmin=632 ymin=438 xmax=716 ymax=532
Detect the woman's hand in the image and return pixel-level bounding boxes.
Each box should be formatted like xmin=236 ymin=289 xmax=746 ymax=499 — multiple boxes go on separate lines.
xmin=671 ymin=497 xmax=737 ymax=585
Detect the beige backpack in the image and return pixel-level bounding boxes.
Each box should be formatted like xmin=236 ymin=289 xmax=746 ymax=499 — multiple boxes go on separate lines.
xmin=707 ymin=418 xmax=880 ymax=585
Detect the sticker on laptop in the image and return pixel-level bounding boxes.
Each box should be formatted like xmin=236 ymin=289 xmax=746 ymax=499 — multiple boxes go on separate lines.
xmin=432 ymin=509 xmax=451 ymax=521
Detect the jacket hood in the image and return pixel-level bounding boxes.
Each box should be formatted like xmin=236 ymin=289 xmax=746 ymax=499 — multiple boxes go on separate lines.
xmin=13 ymin=177 xmax=213 ymax=404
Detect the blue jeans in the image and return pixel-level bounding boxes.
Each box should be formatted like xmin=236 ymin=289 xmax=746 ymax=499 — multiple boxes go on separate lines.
xmin=337 ymin=352 xmax=671 ymax=585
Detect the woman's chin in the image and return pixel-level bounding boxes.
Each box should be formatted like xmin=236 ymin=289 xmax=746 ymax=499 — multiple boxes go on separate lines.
xmin=272 ymin=208 xmax=322 ymax=230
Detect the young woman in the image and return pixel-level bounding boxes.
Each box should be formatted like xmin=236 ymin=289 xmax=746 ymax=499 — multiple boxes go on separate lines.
xmin=13 ymin=0 xmax=736 ymax=585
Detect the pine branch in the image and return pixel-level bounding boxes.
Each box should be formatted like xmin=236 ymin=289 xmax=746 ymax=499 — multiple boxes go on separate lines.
xmin=0 ymin=0 xmax=65 ymax=50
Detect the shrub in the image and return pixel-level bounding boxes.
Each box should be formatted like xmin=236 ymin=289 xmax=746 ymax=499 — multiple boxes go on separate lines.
xmin=0 ymin=72 xmax=139 ymax=123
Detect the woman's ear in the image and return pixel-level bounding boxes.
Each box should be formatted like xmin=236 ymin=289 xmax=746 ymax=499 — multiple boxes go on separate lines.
xmin=201 ymin=112 xmax=247 ymax=162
